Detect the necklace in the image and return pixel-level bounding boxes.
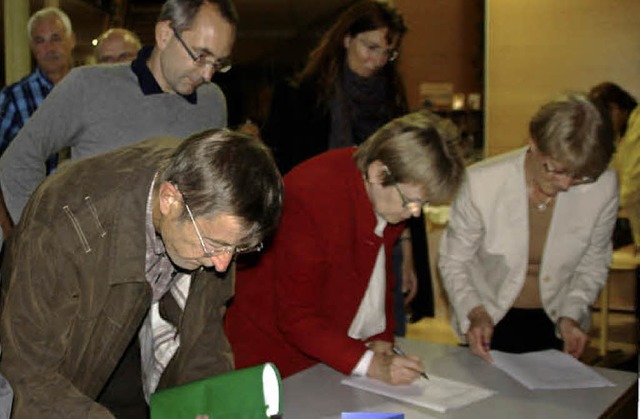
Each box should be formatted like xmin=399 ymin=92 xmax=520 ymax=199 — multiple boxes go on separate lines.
xmin=536 ymin=197 xmax=552 ymax=211
xmin=525 ymin=151 xmax=554 ymax=212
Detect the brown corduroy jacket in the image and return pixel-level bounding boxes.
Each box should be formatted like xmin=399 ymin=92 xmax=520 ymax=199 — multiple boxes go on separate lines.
xmin=0 ymin=137 xmax=234 ymax=418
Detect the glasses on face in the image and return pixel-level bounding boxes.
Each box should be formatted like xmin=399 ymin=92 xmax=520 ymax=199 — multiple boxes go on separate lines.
xmin=383 ymin=167 xmax=427 ymax=214
xmin=542 ymin=161 xmax=595 ymax=185
xmin=182 ymin=199 xmax=263 ymax=257
xmin=172 ymin=27 xmax=232 ymax=73
xmin=357 ymin=37 xmax=399 ymax=62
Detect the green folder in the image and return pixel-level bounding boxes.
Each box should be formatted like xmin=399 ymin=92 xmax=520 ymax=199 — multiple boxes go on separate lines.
xmin=150 ymin=363 xmax=282 ymax=419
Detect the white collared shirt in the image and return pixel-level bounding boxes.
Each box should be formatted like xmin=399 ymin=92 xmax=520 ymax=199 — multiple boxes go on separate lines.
xmin=349 ymin=214 xmax=387 ymax=376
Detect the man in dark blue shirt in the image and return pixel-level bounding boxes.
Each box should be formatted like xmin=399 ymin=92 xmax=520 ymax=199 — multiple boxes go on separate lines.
xmin=0 ymin=7 xmax=75 ymax=172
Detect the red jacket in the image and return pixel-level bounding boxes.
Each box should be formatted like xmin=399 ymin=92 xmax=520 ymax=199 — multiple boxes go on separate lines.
xmin=225 ymin=148 xmax=404 ymax=377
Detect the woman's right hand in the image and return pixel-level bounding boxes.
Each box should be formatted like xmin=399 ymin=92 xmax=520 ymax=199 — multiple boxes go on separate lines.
xmin=366 ymin=350 xmax=425 ymax=385
xmin=367 ymin=340 xmax=393 ymax=355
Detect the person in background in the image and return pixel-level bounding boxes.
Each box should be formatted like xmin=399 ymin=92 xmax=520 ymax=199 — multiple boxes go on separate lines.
xmin=0 ymin=0 xmax=237 ymax=241
xmin=263 ymin=0 xmax=429 ymax=333
xmin=589 ymin=82 xmax=640 ymax=249
xmin=589 ymin=82 xmax=637 ymax=140
xmin=263 ymin=0 xmax=407 ymax=174
xmin=590 ymin=82 xmax=640 ymax=328
xmin=0 ymin=7 xmax=76 ymax=233
xmin=94 ymin=28 xmax=143 ymax=64
xmin=439 ymin=93 xmax=618 ymax=362
xmin=0 ymin=129 xmax=283 ymax=417
xmin=225 ymin=110 xmax=465 ymax=384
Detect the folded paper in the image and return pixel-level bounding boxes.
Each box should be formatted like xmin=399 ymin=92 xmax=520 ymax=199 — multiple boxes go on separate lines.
xmin=151 ymin=363 xmax=281 ymax=419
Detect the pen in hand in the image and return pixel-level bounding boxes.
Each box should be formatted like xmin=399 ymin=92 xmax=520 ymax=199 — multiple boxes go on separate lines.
xmin=391 ymin=345 xmax=429 ymax=380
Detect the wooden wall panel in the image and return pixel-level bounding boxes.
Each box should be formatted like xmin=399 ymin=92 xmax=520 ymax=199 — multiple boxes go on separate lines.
xmin=486 ymin=0 xmax=640 ymax=156
xmin=395 ymin=0 xmax=484 ymax=110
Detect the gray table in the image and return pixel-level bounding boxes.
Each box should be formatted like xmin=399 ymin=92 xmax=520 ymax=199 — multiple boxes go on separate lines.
xmin=282 ymin=338 xmax=637 ymax=418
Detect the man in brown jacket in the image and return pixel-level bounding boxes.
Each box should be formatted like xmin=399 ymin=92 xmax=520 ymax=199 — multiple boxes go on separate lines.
xmin=0 ymin=129 xmax=283 ymax=418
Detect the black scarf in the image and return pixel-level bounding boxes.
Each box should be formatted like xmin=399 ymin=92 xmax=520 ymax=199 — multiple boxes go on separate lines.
xmin=328 ymin=63 xmax=394 ymax=149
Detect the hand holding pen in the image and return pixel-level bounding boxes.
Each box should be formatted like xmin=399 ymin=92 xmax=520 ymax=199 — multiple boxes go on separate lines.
xmin=366 ymin=342 xmax=427 ymax=385
xmin=392 ymin=345 xmax=429 ymax=380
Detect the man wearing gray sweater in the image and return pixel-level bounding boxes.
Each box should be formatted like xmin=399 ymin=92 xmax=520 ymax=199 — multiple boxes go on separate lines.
xmin=0 ymin=0 xmax=238 ymax=236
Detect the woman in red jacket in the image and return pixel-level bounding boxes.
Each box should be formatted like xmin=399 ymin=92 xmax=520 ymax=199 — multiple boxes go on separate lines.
xmin=225 ymin=110 xmax=465 ymax=385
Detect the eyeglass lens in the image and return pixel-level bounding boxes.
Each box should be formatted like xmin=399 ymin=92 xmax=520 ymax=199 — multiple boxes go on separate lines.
xmin=172 ymin=27 xmax=232 ymax=73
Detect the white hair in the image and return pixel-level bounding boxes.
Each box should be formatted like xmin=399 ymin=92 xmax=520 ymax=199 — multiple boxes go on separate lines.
xmin=27 ymin=7 xmax=73 ymax=41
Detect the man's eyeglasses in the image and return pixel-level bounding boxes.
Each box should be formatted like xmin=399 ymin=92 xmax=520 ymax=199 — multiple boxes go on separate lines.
xmin=172 ymin=27 xmax=232 ymax=73
xmin=357 ymin=37 xmax=399 ymax=62
xmin=182 ymin=199 xmax=263 ymax=257
xmin=383 ymin=166 xmax=427 ymax=214
xmin=542 ymin=161 xmax=595 ymax=185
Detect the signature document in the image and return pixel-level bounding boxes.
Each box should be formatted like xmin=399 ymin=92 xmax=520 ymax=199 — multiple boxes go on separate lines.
xmin=341 ymin=375 xmax=494 ymax=413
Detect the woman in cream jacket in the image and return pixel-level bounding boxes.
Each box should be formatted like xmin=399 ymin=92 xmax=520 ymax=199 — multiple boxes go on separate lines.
xmin=439 ymin=93 xmax=618 ymax=362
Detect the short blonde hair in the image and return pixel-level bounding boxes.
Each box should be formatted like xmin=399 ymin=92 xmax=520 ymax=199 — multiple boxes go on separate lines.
xmin=530 ymin=92 xmax=614 ymax=180
xmin=354 ymin=110 xmax=465 ymax=204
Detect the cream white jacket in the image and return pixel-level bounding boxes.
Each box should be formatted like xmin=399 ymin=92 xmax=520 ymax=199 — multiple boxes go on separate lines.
xmin=439 ymin=147 xmax=619 ymax=339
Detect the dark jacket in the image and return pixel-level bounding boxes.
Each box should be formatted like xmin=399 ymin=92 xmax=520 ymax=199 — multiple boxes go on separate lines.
xmin=262 ymin=78 xmax=331 ymax=174
xmin=263 ymin=70 xmax=407 ymax=176
xmin=0 ymin=138 xmax=234 ymax=418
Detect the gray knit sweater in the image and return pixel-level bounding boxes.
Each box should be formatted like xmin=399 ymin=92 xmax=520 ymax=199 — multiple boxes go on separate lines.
xmin=0 ymin=62 xmax=226 ymax=222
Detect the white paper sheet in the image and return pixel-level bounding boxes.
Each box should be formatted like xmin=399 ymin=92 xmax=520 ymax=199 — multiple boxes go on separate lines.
xmin=341 ymin=375 xmax=495 ymax=413
xmin=490 ymin=349 xmax=615 ymax=390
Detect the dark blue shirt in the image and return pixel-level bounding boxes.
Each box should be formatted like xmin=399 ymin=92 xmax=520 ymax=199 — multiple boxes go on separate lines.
xmin=0 ymin=68 xmax=57 ymax=173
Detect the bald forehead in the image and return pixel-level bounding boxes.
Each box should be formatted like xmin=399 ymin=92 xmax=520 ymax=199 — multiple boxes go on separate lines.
xmin=96 ymin=32 xmax=140 ymax=63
